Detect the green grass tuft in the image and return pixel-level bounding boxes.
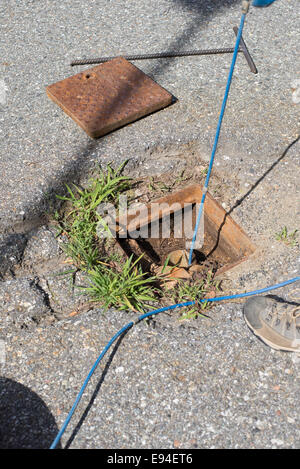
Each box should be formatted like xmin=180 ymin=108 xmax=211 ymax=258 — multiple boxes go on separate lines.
xmin=166 ymin=271 xmax=220 ymax=320
xmin=55 ymin=161 xmax=131 ymax=270
xmin=84 ymin=254 xmax=159 ymax=312
xmin=54 ymin=162 xmax=159 ymax=312
xmin=275 ymin=226 xmax=298 ymax=247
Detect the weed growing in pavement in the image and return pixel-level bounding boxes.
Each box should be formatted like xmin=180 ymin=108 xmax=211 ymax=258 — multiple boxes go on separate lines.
xmin=275 ymin=226 xmax=298 ymax=247
xmin=55 ymin=161 xmax=131 ymax=269
xmin=83 ymin=254 xmax=159 ymax=312
xmin=54 ymin=162 xmax=159 ymax=312
xmin=166 ymin=270 xmax=221 ymax=320
xmin=53 ymin=162 xmax=219 ymax=316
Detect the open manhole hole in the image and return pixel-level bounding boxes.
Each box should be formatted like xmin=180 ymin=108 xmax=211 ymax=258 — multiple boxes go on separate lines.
xmin=114 ymin=184 xmax=255 ymax=286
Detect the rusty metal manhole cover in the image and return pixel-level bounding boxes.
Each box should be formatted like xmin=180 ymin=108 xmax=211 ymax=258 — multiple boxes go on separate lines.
xmin=116 ymin=184 xmax=256 ymax=278
xmin=46 ymin=57 xmax=173 ymax=138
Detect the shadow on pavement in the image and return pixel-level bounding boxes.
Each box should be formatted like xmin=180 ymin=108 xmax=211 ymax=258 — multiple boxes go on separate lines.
xmin=6 ymin=0 xmax=240 ymax=238
xmin=0 ymin=377 xmax=61 ymax=449
xmin=207 ymin=135 xmax=300 ymax=258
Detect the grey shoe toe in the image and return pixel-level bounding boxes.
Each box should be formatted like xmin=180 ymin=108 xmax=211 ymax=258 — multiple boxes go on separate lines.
xmin=243 ymin=296 xmax=270 ymax=330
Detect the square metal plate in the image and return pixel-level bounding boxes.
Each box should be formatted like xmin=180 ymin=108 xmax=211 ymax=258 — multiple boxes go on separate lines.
xmin=46 ymin=57 xmax=173 ymax=138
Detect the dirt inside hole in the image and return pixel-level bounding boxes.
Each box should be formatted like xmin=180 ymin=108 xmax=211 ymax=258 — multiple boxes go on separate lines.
xmin=116 ymin=204 xmax=229 ymax=286
xmin=113 ymin=178 xmax=255 ymax=290
xmin=94 ymin=166 xmax=255 ymax=307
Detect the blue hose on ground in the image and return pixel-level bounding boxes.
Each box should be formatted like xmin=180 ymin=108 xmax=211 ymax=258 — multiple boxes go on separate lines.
xmin=252 ymin=0 xmax=277 ymax=7
xmin=50 ymin=0 xmax=290 ymax=449
xmin=188 ymin=12 xmax=247 ymax=266
xmin=50 ymin=276 xmax=300 ymax=449
xmin=50 ymin=321 xmax=135 ymax=450
xmin=188 ymin=0 xmax=279 ymax=264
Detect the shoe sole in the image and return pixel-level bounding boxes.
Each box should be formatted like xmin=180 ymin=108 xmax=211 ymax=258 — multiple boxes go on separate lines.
xmin=244 ymin=314 xmax=299 ymax=352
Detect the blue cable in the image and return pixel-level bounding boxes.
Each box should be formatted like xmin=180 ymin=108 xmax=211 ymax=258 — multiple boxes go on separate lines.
xmin=138 ymin=276 xmax=300 ymax=321
xmin=197 ymin=276 xmax=300 ymax=303
xmin=50 ymin=275 xmax=299 ymax=449
xmin=49 ymin=321 xmax=134 ymax=450
xmin=188 ymin=13 xmax=247 ymax=265
xmin=49 ymin=1 xmax=296 ymax=450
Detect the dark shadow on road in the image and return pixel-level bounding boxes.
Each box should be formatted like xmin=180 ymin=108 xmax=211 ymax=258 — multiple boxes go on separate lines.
xmin=0 ymin=2 xmax=246 ymax=448
xmin=5 ymin=0 xmax=240 ymax=238
xmin=174 ymin=0 xmax=240 ymax=15
xmin=0 ymin=377 xmax=61 ymax=449
xmin=207 ymin=135 xmax=300 ymax=258
xmin=266 ymin=294 xmax=300 ymax=307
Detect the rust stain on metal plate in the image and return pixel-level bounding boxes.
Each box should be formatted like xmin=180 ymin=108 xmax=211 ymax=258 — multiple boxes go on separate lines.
xmin=46 ymin=57 xmax=173 ymax=138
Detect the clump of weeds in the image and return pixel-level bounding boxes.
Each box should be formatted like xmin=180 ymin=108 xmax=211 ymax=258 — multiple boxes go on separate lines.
xmin=165 ymin=270 xmax=221 ymax=320
xmin=52 ymin=161 xmax=219 ymax=318
xmin=53 ymin=162 xmax=159 ymax=312
xmin=275 ymin=226 xmax=298 ymax=247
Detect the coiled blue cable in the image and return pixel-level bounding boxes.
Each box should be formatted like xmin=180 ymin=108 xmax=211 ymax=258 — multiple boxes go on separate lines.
xmin=50 ymin=275 xmax=299 ymax=449
xmin=188 ymin=13 xmax=247 ymax=265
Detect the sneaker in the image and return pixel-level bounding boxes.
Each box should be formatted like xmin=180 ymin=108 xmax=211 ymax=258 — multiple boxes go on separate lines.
xmin=243 ymin=296 xmax=300 ymax=352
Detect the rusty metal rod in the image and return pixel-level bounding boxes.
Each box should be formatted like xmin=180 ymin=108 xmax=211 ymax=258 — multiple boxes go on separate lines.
xmin=71 ymin=47 xmax=240 ymax=66
xmin=71 ymin=28 xmax=257 ymax=74
xmin=233 ymin=26 xmax=257 ymax=74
